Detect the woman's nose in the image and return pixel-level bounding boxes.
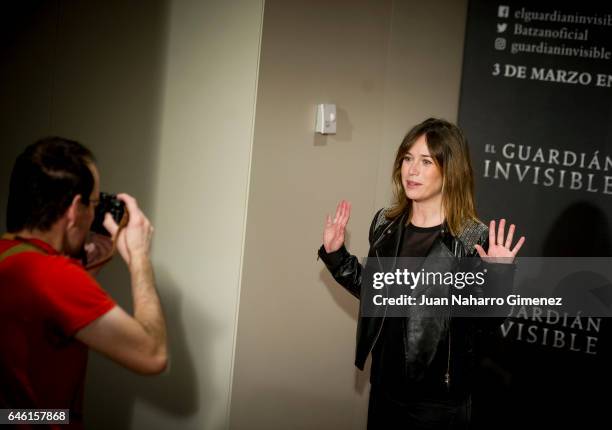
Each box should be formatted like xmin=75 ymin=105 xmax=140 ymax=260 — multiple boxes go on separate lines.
xmin=408 ymin=162 xmax=419 ymax=175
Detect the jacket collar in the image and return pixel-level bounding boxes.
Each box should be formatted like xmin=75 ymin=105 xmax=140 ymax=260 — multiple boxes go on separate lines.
xmin=372 ymin=210 xmax=407 ymax=273
xmin=371 ymin=210 xmax=408 ymax=255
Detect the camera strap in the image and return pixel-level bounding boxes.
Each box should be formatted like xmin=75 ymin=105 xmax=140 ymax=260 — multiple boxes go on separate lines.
xmin=0 ymin=234 xmax=46 ymax=263
xmin=85 ymin=246 xmax=114 ymax=271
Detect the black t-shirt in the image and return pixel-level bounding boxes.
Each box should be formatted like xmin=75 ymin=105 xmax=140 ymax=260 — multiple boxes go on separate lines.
xmin=399 ymin=222 xmax=442 ymax=258
xmin=371 ymin=222 xmax=456 ymax=402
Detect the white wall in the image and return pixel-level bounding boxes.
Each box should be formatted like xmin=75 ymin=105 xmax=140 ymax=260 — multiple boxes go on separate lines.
xmin=144 ymin=0 xmax=263 ymax=428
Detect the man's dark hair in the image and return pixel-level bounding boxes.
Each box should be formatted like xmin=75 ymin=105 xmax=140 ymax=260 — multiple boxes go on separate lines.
xmin=6 ymin=137 xmax=95 ymax=232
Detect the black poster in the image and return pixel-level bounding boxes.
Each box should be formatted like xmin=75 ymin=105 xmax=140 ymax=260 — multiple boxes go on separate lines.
xmin=458 ymin=0 xmax=612 ymax=427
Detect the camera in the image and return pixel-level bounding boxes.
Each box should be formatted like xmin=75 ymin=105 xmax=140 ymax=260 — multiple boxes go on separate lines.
xmin=90 ymin=192 xmax=126 ymax=236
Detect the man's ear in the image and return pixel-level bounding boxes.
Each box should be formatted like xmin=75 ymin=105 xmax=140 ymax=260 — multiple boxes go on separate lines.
xmin=66 ymin=194 xmax=83 ymax=228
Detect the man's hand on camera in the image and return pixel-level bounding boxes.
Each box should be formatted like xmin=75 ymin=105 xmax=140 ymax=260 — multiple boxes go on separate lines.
xmin=103 ymin=193 xmax=154 ymax=268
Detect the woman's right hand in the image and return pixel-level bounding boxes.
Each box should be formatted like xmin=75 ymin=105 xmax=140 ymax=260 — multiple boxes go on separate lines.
xmin=323 ymin=200 xmax=351 ymax=253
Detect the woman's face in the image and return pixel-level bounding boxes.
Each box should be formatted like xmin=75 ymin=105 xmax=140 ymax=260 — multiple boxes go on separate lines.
xmin=400 ymin=134 xmax=443 ymax=203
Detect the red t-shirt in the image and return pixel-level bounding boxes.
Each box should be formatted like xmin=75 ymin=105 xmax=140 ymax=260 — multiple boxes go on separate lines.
xmin=0 ymin=238 xmax=115 ymax=429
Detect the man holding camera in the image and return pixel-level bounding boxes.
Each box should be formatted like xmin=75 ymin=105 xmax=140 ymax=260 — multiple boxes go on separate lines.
xmin=0 ymin=137 xmax=167 ymax=427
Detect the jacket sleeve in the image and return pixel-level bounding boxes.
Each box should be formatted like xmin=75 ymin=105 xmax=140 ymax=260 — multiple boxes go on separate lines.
xmin=317 ymin=209 xmax=384 ymax=300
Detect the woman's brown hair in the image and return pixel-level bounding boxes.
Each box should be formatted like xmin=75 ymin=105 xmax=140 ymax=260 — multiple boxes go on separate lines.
xmin=386 ymin=118 xmax=479 ymax=235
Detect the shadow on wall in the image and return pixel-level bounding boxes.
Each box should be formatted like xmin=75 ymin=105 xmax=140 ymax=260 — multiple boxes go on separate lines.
xmin=542 ymin=201 xmax=612 ymax=257
xmin=85 ymin=267 xmax=207 ymax=430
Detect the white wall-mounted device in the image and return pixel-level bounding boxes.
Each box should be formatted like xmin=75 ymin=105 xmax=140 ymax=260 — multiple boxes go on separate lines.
xmin=315 ymin=103 xmax=336 ymax=135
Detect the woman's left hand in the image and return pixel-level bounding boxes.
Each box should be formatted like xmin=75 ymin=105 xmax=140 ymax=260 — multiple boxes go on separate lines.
xmin=474 ymin=219 xmax=525 ymax=264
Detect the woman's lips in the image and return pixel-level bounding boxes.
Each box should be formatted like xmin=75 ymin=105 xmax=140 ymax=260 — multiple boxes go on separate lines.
xmin=406 ymin=180 xmax=422 ymax=188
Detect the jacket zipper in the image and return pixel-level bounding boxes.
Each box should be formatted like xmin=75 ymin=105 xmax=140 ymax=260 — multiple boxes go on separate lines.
xmin=366 ymin=248 xmax=388 ymax=359
xmin=445 ymin=320 xmax=451 ymax=390
xmin=366 ymin=221 xmax=399 ymax=359
xmin=445 ymin=258 xmax=453 ymax=391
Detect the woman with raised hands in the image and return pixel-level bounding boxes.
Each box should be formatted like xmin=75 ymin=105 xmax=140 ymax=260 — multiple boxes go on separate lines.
xmin=318 ymin=118 xmax=525 ymax=430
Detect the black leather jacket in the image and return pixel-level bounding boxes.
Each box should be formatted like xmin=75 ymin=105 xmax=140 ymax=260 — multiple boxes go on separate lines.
xmin=318 ymin=208 xmax=515 ymax=396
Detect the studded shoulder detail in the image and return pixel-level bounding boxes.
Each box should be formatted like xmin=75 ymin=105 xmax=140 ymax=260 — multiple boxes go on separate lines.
xmin=457 ymin=219 xmax=488 ymax=255
xmin=373 ymin=207 xmax=390 ymax=233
